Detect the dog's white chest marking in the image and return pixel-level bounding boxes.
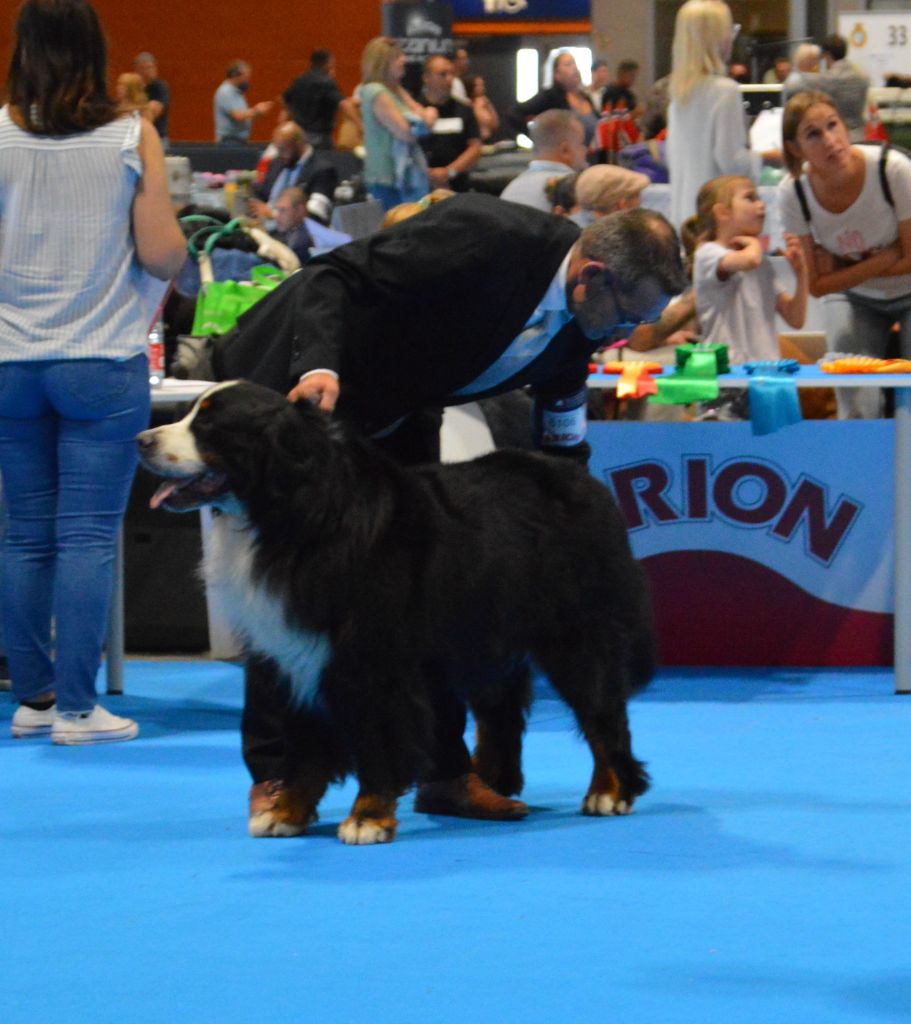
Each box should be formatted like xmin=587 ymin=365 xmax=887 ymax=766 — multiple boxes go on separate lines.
xmin=203 ymin=515 xmax=331 ymax=706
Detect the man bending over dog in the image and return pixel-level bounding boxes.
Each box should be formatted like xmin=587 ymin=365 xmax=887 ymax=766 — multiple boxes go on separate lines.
xmin=212 ymin=191 xmax=687 ymax=836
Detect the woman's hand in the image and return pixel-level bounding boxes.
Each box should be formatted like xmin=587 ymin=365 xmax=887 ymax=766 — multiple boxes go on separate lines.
xmin=782 ymin=232 xmax=807 ymax=276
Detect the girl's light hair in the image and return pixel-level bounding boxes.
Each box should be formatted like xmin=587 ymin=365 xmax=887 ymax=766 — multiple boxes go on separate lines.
xmin=781 ymin=90 xmax=840 ymax=179
xmin=361 ymin=37 xmax=400 ymax=85
xmin=670 ymin=0 xmax=733 ymax=104
xmin=684 ymin=174 xmax=753 ymax=254
xmin=116 ymin=72 xmax=148 ymax=113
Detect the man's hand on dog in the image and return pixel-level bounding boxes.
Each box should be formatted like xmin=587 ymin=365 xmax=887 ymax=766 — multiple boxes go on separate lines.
xmin=288 ymin=371 xmax=339 ymax=412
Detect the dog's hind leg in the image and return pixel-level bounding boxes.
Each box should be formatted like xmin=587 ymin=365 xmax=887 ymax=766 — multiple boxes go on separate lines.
xmin=537 ymin=647 xmax=650 ymax=816
xmin=470 ymin=663 xmax=532 ymax=797
xmin=578 ymin=705 xmax=650 ymax=816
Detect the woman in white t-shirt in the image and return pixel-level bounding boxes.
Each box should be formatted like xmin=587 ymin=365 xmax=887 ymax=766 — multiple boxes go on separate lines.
xmin=778 ymin=90 xmax=911 ymax=416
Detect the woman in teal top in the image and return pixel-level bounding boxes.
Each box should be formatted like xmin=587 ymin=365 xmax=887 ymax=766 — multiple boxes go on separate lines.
xmin=359 ymin=37 xmax=438 ymax=211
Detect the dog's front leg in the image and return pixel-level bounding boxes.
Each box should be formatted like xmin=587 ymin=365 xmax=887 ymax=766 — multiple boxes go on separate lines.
xmin=338 ymin=791 xmax=400 ymax=845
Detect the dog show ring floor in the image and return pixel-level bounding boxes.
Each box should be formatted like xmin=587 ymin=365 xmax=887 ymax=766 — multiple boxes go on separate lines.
xmin=2 ymin=658 xmax=910 ymax=1024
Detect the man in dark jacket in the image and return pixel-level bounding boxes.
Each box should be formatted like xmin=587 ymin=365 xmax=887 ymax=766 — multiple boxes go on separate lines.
xmin=213 ymin=192 xmax=687 ymax=835
xmin=282 ymin=49 xmax=343 ymax=150
xmin=247 ymin=122 xmax=338 ymax=226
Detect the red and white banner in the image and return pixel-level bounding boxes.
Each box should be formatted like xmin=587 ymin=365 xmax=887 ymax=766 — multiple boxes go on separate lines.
xmin=588 ymin=421 xmax=894 ymax=666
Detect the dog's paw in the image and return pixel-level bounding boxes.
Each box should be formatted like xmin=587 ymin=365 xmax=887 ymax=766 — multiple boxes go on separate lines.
xmin=337 ymin=816 xmax=398 ymax=845
xmin=248 ymin=811 xmax=311 ymax=837
xmin=581 ymin=792 xmax=632 ymax=816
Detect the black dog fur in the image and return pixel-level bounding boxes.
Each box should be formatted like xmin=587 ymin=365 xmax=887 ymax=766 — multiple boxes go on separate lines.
xmin=138 ymin=381 xmax=654 ymax=843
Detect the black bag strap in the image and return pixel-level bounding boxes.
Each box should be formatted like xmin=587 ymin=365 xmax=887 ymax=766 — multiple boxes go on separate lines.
xmin=879 ymin=143 xmax=895 ymax=208
xmin=795 ymin=143 xmax=899 ymax=226
xmin=793 ymin=176 xmax=812 ymax=224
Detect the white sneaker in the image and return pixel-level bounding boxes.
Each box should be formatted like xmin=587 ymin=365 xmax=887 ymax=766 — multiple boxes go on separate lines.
xmin=11 ymin=702 xmax=56 ymax=738
xmin=51 ymin=705 xmax=139 ymax=745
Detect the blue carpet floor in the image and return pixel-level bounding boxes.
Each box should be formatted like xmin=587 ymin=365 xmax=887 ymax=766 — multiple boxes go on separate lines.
xmin=2 ymin=662 xmax=910 ymax=1024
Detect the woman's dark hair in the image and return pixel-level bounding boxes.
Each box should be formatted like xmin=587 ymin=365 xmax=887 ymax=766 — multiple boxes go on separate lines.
xmin=6 ymin=0 xmax=118 ymax=135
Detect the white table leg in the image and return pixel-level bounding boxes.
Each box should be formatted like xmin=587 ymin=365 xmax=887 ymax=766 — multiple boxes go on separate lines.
xmin=105 ymin=528 xmax=124 ymax=695
xmin=894 ymin=387 xmax=911 ymax=694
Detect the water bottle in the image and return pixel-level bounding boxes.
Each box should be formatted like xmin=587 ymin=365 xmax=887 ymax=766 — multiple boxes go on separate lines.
xmin=148 ymin=319 xmax=165 ymax=388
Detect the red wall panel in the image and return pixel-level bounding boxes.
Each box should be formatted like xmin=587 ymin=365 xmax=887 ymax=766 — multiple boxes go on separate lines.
xmin=0 ymin=0 xmax=382 ymax=141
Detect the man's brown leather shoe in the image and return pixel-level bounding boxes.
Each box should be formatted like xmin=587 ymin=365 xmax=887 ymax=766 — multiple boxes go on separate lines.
xmin=414 ymin=771 xmax=528 ymax=820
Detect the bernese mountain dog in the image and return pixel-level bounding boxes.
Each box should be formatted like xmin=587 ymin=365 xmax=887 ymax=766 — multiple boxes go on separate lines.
xmin=137 ymin=381 xmax=654 ymax=845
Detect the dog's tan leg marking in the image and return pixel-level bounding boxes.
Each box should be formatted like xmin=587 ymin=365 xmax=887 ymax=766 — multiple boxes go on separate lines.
xmin=248 ymin=778 xmax=328 ymax=838
xmin=337 ymin=792 xmax=399 ymax=845
xmin=415 ymin=772 xmax=528 ymax=820
xmin=582 ymin=740 xmax=631 ymax=817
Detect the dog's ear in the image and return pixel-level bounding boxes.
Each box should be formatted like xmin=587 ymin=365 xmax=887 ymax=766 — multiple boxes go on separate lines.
xmin=263 ymin=399 xmax=335 ymax=471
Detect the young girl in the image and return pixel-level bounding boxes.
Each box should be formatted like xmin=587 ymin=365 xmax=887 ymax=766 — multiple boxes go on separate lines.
xmin=690 ymin=174 xmax=808 ymax=364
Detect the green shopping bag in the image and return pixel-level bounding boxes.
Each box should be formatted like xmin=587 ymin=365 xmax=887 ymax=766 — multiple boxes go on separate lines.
xmin=190 ymin=264 xmax=288 ymax=337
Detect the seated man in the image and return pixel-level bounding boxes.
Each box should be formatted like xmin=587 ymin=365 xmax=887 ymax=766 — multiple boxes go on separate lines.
xmin=269 ymin=186 xmax=352 ymax=264
xmin=499 ymin=109 xmax=588 ymax=213
xmin=248 ymin=122 xmax=338 ymax=226
xmin=269 ymin=187 xmax=314 ymax=264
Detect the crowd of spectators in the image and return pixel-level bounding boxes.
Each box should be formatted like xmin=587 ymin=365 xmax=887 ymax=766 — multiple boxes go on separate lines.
xmin=108 ymin=8 xmax=898 ymax=408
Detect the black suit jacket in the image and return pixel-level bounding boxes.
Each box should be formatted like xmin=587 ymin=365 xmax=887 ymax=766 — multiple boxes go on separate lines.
xmin=214 ymin=193 xmax=589 ymax=435
xmin=252 ymin=151 xmax=338 ymax=205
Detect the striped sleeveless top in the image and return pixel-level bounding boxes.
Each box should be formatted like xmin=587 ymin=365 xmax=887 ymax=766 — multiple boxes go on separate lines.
xmin=0 ymin=107 xmax=147 ymax=361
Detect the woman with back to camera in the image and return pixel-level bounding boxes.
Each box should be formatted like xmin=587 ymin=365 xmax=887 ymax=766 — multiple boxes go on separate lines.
xmin=0 ymin=0 xmax=186 ymax=744
xmin=666 ymin=0 xmax=761 ymax=229
xmin=359 ymin=36 xmax=438 ymax=211
xmin=778 ymin=90 xmax=911 ymax=417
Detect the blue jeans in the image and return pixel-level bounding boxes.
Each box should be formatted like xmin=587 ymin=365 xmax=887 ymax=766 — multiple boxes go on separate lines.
xmin=0 ymin=356 xmax=150 ymax=711
xmin=823 ymin=290 xmax=911 ymax=418
xmin=366 ymin=183 xmax=405 ymax=212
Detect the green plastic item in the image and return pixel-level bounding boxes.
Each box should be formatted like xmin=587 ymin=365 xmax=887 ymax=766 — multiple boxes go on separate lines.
xmin=190 ymin=264 xmax=287 ymax=337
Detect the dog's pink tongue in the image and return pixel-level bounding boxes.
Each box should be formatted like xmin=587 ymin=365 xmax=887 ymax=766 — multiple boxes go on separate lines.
xmin=150 ymin=481 xmax=178 ymax=509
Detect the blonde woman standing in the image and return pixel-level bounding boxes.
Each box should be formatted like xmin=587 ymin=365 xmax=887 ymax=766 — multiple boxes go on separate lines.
xmin=359 ymin=37 xmax=438 ymax=210
xmin=666 ymin=0 xmax=760 ymax=229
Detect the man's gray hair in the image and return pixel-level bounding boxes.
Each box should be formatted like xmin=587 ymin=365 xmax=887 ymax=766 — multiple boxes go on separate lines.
xmin=134 ymin=52 xmax=156 ymax=67
xmin=580 ymin=208 xmax=689 ymax=296
xmin=529 ymin=109 xmax=582 ymax=153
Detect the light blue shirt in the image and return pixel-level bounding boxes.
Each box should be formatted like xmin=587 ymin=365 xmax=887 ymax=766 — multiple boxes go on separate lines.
xmin=499 ymin=160 xmax=576 ymax=213
xmin=214 ymin=81 xmax=249 ymax=143
xmin=454 ymin=250 xmax=573 ymax=396
xmin=0 ymin=107 xmax=147 ymax=360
